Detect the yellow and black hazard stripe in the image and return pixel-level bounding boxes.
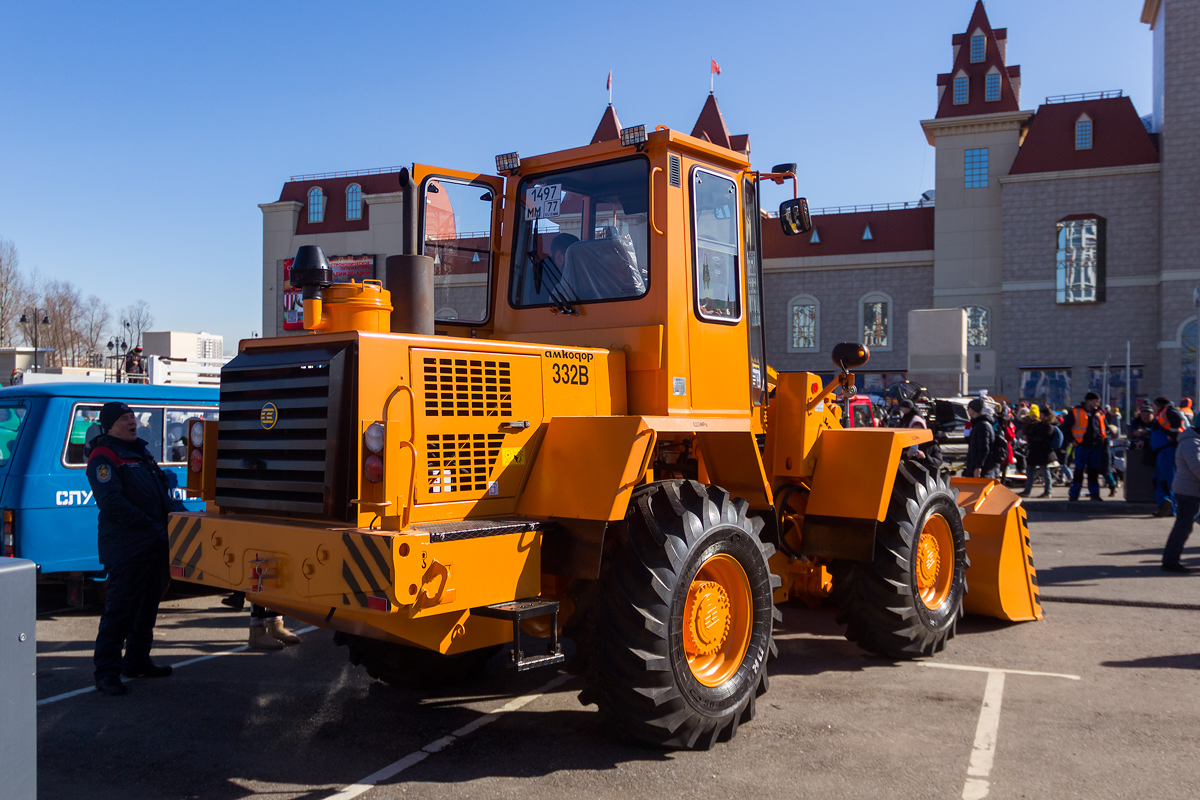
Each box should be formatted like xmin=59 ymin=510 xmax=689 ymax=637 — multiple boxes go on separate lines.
xmin=340 ymin=532 xmax=393 ymax=608
xmin=1017 ymin=509 xmax=1043 ymax=618
xmin=169 ymin=516 xmax=205 ymax=581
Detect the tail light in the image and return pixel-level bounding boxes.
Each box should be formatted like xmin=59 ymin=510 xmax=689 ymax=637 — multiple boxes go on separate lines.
xmin=2 ymin=509 xmax=14 ymax=557
xmin=185 ymin=418 xmax=218 ymax=501
xmin=363 ymin=422 xmax=385 ymax=484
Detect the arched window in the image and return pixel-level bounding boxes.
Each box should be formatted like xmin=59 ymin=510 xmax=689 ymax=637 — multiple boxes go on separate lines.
xmin=964 ymin=306 xmax=989 ymax=347
xmin=308 ymin=187 xmax=325 ymax=223
xmin=985 ymin=68 xmax=1001 ymax=102
xmin=859 ymin=291 xmax=892 ymax=350
xmin=346 ymin=184 xmax=362 ymax=220
xmin=1075 ymin=114 xmax=1093 ymax=150
xmin=787 ymin=294 xmax=820 ymax=353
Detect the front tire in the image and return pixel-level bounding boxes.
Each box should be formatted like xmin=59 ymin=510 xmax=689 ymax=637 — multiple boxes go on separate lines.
xmin=574 ymin=480 xmax=779 ymax=749
xmin=830 ymin=461 xmax=968 ymax=658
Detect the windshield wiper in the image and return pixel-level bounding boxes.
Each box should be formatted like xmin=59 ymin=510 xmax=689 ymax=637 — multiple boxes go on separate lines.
xmin=528 ymin=248 xmax=578 ymax=315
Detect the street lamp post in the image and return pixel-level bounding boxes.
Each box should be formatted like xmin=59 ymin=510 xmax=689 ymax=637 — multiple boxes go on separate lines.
xmin=19 ymin=310 xmax=50 ymax=373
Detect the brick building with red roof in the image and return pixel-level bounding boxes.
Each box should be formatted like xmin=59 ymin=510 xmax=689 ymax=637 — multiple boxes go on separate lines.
xmin=762 ymin=0 xmax=1198 ymax=408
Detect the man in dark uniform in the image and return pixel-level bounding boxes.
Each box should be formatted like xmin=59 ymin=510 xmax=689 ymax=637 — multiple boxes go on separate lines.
xmin=87 ymin=402 xmax=177 ymax=695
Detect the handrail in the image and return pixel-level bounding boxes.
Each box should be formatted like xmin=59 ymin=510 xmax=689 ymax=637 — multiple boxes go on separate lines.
xmin=650 ymin=167 xmax=665 ymax=236
xmin=288 ymin=165 xmax=405 ymax=182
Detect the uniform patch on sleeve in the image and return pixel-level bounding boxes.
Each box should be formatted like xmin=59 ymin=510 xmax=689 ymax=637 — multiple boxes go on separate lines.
xmin=96 ymin=464 xmax=111 ymax=483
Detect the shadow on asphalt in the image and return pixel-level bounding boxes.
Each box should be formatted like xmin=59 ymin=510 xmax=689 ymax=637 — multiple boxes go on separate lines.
xmin=1101 ymin=652 xmax=1200 ymax=670
xmin=1034 ymin=561 xmax=1182 ymax=586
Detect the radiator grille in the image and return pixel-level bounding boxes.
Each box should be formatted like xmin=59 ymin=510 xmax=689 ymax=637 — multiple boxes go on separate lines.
xmin=214 ymin=344 xmax=354 ymax=521
xmin=425 ymin=433 xmax=506 ymax=493
xmin=422 ymin=357 xmax=512 ymax=417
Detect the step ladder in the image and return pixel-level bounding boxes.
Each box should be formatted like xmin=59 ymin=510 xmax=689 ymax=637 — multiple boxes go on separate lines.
xmin=472 ymin=598 xmax=565 ymax=671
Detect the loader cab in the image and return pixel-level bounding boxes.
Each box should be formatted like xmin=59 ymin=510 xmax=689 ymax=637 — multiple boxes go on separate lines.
xmin=429 ymin=127 xmax=786 ymax=422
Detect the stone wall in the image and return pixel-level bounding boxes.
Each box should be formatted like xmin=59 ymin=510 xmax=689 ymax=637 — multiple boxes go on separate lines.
xmin=999 ymin=169 xmax=1161 ymax=400
xmin=762 ymin=263 xmax=935 ymax=373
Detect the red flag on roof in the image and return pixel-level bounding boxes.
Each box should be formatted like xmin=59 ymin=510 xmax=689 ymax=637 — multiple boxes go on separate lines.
xmin=606 ymin=70 xmax=611 ymax=91
xmin=711 ymin=59 xmax=721 ymax=75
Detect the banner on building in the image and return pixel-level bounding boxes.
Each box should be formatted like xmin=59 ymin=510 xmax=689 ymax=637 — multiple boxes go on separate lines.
xmin=282 ymin=255 xmax=376 ymax=330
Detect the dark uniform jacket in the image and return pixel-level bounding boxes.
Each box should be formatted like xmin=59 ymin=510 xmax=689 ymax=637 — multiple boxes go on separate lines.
xmin=965 ymin=411 xmax=996 ymax=476
xmin=85 ymin=434 xmax=175 ymax=566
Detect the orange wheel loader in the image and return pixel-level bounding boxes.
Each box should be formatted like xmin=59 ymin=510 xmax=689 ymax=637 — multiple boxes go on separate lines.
xmin=171 ymin=123 xmax=1041 ymax=750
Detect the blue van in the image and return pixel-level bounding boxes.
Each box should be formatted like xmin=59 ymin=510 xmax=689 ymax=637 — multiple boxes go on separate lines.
xmin=0 ymin=383 xmax=218 ymax=577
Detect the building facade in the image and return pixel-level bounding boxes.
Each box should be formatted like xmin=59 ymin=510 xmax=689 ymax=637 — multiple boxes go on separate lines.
xmin=763 ymin=0 xmax=1198 ymax=410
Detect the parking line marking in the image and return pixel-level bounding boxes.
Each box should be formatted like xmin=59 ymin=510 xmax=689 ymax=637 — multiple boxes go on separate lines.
xmin=325 ymin=673 xmax=573 ymax=800
xmin=36 ymin=625 xmax=320 ymax=707
xmin=920 ymin=662 xmax=1081 ymax=680
xmin=961 ymin=670 xmax=1005 ymax=800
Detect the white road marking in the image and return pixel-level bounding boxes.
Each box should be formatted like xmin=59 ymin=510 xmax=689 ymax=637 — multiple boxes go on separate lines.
xmin=325 ymin=672 xmax=573 ymax=800
xmin=961 ymin=670 xmax=1005 ymax=800
xmin=916 ymin=662 xmax=1077 ymax=800
xmin=772 ymin=632 xmax=847 ymax=641
xmin=36 ymin=624 xmax=320 ymax=707
xmin=920 ymin=661 xmax=1080 ymax=681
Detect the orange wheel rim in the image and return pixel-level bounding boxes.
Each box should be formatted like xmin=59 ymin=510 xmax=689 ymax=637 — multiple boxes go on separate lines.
xmin=915 ymin=513 xmax=954 ymax=610
xmin=683 ymin=553 xmax=752 ymax=687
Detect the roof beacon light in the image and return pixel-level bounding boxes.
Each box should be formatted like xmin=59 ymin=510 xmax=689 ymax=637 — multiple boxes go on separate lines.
xmin=619 ymin=125 xmax=647 ymax=148
xmin=495 ymin=152 xmax=520 ymax=173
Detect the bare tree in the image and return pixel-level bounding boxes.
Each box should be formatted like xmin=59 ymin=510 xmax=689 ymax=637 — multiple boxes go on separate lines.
xmin=80 ymin=295 xmax=111 ymax=365
xmin=121 ymin=300 xmax=154 ymax=349
xmin=0 ymin=238 xmax=24 ymax=347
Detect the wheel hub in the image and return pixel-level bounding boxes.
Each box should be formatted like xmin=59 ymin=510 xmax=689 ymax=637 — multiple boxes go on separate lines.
xmin=684 ymin=580 xmax=731 ymax=656
xmin=915 ymin=513 xmax=954 ymax=610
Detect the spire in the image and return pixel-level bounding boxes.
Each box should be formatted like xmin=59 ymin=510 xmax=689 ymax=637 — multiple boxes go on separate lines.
xmin=591 ymin=105 xmax=622 ymax=144
xmin=934 ymin=0 xmax=1021 ymax=119
xmin=691 ymin=94 xmax=732 ymax=149
xmin=690 ymin=94 xmax=751 ymax=156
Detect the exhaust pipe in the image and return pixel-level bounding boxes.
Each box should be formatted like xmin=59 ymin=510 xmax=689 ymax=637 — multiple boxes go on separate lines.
xmin=387 ymin=167 xmax=435 ymax=335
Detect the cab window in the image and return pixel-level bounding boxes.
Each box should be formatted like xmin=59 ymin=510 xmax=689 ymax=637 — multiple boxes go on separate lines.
xmin=692 ymin=168 xmax=741 ymax=322
xmin=63 ymin=404 xmax=197 ymax=466
xmin=423 ymin=177 xmax=494 ymax=324
xmin=510 ymin=157 xmax=650 ymax=309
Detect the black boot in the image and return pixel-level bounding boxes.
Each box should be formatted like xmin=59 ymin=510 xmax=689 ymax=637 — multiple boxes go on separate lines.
xmin=123 ymin=661 xmax=173 ymax=678
xmin=95 ymin=675 xmax=127 ymax=696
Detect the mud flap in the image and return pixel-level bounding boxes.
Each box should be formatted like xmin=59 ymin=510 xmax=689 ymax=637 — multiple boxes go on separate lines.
xmin=952 ymin=478 xmax=1043 ymax=622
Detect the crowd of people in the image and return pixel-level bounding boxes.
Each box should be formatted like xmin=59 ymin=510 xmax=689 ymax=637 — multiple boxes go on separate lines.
xmin=897 ymin=390 xmax=1196 ymax=575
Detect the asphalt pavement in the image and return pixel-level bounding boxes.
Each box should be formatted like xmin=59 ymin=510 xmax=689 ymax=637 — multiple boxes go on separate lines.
xmin=34 ymin=506 xmax=1199 ymax=800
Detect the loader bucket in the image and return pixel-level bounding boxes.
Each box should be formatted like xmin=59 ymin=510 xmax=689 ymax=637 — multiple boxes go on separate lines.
xmin=951 ymin=478 xmax=1043 ymax=622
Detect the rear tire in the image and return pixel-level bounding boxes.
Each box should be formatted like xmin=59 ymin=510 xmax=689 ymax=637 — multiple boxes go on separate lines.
xmin=335 ymin=632 xmax=501 ymax=688
xmin=573 ymin=480 xmax=779 ymax=749
xmin=830 ymin=461 xmax=968 ymax=658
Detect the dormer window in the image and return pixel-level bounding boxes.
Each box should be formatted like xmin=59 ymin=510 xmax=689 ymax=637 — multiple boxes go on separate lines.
xmin=1075 ymin=116 xmax=1093 ymax=150
xmin=985 ymin=72 xmax=1001 ymax=102
xmin=970 ymin=34 xmax=985 ymax=63
xmin=308 ymin=187 xmax=325 ymax=223
xmin=346 ymin=183 xmax=362 ymax=220
xmin=954 ymin=75 xmax=968 ymax=105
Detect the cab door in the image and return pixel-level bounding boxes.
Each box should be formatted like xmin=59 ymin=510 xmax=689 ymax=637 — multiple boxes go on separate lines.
xmin=412 ymin=164 xmax=504 ymax=330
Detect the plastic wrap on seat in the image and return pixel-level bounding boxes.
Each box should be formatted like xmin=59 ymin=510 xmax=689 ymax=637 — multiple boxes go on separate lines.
xmin=558 ymin=235 xmax=645 ymax=302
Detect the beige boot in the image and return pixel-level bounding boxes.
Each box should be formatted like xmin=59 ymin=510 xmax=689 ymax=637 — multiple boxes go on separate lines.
xmin=249 ymin=623 xmax=284 ymax=650
xmin=268 ymin=618 xmax=301 ymax=645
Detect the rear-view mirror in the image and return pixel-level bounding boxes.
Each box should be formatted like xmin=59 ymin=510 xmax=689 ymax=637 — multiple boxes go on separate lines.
xmin=779 ymin=197 xmax=812 ymax=236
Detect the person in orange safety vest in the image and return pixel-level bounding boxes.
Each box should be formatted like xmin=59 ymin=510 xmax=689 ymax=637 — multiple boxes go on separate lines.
xmin=1061 ymin=392 xmax=1108 ymax=502
xmin=1151 ymin=397 xmax=1188 ymax=517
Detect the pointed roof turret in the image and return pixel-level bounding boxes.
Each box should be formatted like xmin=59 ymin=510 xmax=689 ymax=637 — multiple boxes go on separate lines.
xmin=690 ymin=94 xmax=751 ymax=156
xmin=934 ymin=0 xmax=1021 ymax=119
xmin=591 ymin=105 xmax=622 ymax=144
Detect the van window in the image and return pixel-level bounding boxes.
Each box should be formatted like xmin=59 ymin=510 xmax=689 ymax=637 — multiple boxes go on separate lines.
xmin=64 ymin=404 xmax=214 ymax=466
xmin=0 ymin=405 xmax=28 ymax=465
xmin=165 ymin=408 xmax=218 ymax=464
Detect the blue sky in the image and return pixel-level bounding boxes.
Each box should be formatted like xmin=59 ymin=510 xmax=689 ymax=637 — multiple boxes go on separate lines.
xmin=0 ymin=1 xmax=1152 ymax=352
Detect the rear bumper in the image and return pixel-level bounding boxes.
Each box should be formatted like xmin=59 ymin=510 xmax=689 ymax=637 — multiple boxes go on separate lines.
xmin=167 ymin=512 xmax=541 ymax=653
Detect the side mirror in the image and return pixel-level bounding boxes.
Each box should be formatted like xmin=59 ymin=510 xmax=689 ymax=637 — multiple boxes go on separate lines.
xmin=831 ymin=342 xmax=871 ymax=371
xmin=779 ymin=197 xmax=812 ymax=236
